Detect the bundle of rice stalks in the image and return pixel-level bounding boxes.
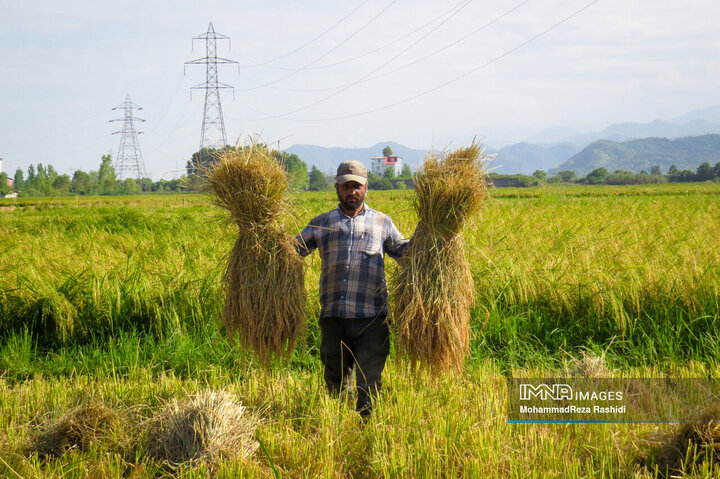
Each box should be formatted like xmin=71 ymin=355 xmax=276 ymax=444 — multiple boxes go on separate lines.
xmin=392 ymin=143 xmax=488 ymax=371
xmin=32 ymin=401 xmax=122 ymax=457
xmin=148 ymin=389 xmax=258 ymax=466
xmin=568 ymin=349 xmax=612 ymax=378
xmin=643 ymin=404 xmax=720 ymax=477
xmin=208 ymin=145 xmax=305 ymax=363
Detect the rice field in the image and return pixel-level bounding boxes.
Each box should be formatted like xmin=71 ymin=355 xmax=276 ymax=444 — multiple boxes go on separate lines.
xmin=0 ymin=182 xmax=719 ymax=477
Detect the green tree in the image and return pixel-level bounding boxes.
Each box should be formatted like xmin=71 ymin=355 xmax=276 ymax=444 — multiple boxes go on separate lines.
xmin=26 ymin=165 xmax=36 ymax=191
xmin=400 ymin=163 xmax=412 ymax=178
xmin=71 ymin=170 xmax=93 ymax=195
xmin=586 ymin=167 xmax=608 ymax=185
xmin=0 ymin=172 xmax=10 ymax=195
xmin=47 ymin=165 xmax=58 ymax=182
xmin=186 ymin=146 xmax=236 ymax=176
xmin=88 ymin=170 xmax=100 ymax=193
xmin=557 ymin=170 xmax=577 ymax=183
xmin=670 ymin=170 xmax=696 ymax=182
xmin=713 ymin=162 xmax=720 ymax=180
xmin=650 ymin=165 xmax=662 ymax=175
xmin=122 ymin=178 xmax=141 ymax=195
xmin=13 ymin=169 xmax=24 ymax=190
xmin=308 ymin=166 xmax=329 ymax=191
xmin=52 ymin=174 xmax=71 ymax=195
xmin=382 ymin=145 xmax=393 ymax=157
xmin=668 ymin=164 xmax=679 ymax=175
xmin=696 ymin=162 xmax=714 ymax=181
xmin=532 ymin=170 xmax=546 ymax=181
xmin=137 ymin=178 xmax=154 ymax=192
xmin=367 ymin=171 xmax=392 ymax=190
xmin=36 ymin=164 xmax=48 ymax=190
xmin=274 ymin=151 xmax=308 ymax=191
xmin=383 ymin=166 xmax=395 ymax=179
xmin=98 ymin=154 xmax=117 ymax=194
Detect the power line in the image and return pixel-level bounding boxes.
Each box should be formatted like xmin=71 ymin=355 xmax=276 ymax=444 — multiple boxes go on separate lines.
xmin=238 ymin=0 xmax=528 ymax=95
xmin=141 ymin=74 xmax=187 ymax=138
xmin=144 ymin=101 xmax=202 ymax=157
xmin=359 ymin=0 xmax=530 ymax=86
xmin=243 ymin=0 xmax=473 ymax=117
xmin=234 ymin=0 xmax=399 ymax=93
xmin=237 ymin=0 xmax=372 ymax=68
xmin=235 ymin=0 xmax=602 ymax=123
xmin=239 ymin=0 xmax=473 ymax=73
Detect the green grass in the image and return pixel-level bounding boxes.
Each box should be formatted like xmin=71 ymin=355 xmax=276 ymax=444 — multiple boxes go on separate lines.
xmin=1 ymin=184 xmax=719 ymax=477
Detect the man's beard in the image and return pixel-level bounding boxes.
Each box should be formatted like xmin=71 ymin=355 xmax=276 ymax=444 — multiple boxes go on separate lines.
xmin=338 ymin=192 xmax=364 ymax=211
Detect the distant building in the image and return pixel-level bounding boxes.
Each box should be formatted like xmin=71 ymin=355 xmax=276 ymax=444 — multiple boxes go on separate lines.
xmin=371 ymin=155 xmax=403 ymax=177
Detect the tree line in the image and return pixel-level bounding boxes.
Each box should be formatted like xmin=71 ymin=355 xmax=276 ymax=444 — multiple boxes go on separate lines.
xmin=530 ymin=161 xmax=720 ymax=186
xmin=1 ymin=155 xmax=185 ymax=197
xmin=4 ymin=144 xmax=419 ymax=197
xmin=7 ymin=152 xmax=718 ymax=197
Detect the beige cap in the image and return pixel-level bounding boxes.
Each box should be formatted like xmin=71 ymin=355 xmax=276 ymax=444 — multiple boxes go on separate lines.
xmin=335 ymin=160 xmax=368 ymax=185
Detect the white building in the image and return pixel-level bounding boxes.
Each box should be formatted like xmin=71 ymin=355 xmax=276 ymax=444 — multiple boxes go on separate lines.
xmin=371 ymin=155 xmax=403 ymax=177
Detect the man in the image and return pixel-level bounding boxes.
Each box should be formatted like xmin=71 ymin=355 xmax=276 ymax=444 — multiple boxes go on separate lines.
xmin=295 ymin=160 xmax=412 ymax=419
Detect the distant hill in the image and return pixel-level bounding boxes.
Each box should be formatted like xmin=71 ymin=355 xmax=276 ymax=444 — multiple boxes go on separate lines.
xmin=489 ymin=142 xmax=580 ymax=175
xmin=522 ymin=105 xmax=720 ymax=147
xmin=285 ymin=140 xmax=579 ymax=176
xmin=284 ymin=142 xmax=428 ymax=173
xmin=284 ymin=105 xmax=720 ymax=175
xmin=672 ymin=105 xmax=720 ymax=124
xmin=552 ymin=134 xmax=720 ymax=175
xmin=557 ymin=119 xmax=720 ymax=147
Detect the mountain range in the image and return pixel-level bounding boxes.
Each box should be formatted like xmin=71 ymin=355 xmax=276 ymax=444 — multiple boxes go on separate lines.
xmin=284 ymin=105 xmax=720 ymax=175
xmin=555 ymin=135 xmax=720 ymax=176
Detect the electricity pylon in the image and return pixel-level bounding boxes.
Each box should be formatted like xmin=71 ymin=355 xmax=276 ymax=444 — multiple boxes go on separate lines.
xmin=185 ymin=22 xmax=238 ymax=151
xmin=110 ymin=94 xmax=148 ymax=179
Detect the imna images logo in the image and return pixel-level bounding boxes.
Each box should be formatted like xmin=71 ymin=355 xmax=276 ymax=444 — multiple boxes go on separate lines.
xmin=518 ymin=382 xmax=624 ymax=401
xmin=519 ymin=383 xmax=573 ymax=401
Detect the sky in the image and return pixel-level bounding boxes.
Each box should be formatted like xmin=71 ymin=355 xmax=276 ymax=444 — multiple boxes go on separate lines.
xmin=1 ymin=0 xmax=719 ymax=179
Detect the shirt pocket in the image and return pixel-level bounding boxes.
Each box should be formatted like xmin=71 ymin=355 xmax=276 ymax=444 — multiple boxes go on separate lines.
xmin=360 ymin=233 xmax=382 ymax=256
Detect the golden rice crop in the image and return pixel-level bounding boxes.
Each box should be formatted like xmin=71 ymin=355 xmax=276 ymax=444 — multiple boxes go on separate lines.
xmin=645 ymin=403 xmax=720 ymax=476
xmin=392 ymin=143 xmax=488 ymax=371
xmin=208 ymin=145 xmax=305 ymax=363
xmin=148 ymin=389 xmax=258 ymax=466
xmin=32 ymin=401 xmax=122 ymax=457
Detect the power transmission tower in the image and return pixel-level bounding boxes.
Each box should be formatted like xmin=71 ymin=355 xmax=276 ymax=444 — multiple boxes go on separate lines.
xmin=185 ymin=23 xmax=238 ymax=151
xmin=110 ymin=94 xmax=148 ymax=179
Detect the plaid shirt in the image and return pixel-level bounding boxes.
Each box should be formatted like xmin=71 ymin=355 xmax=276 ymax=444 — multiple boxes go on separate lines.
xmin=295 ymin=204 xmax=410 ymax=319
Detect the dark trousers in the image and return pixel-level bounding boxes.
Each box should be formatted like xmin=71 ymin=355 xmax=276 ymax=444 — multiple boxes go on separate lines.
xmin=319 ymin=315 xmax=390 ymax=418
